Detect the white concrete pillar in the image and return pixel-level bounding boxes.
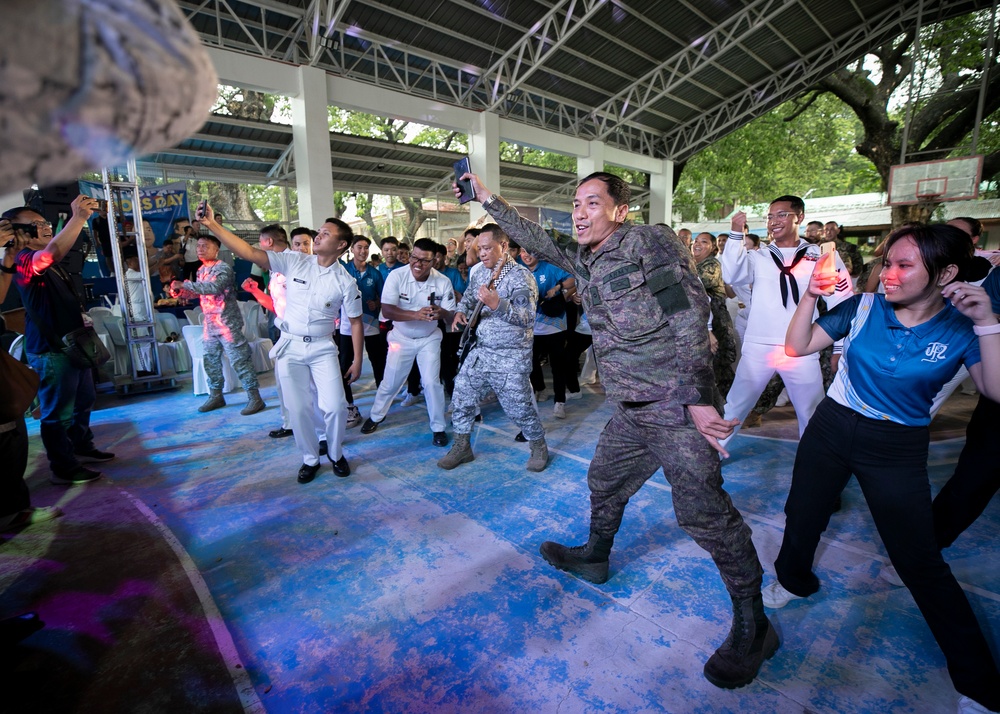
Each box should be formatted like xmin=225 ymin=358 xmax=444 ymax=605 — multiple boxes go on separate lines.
xmin=468 ymin=112 xmax=501 ymax=224
xmin=291 ymin=66 xmax=334 ymax=229
xmin=577 ymin=140 xmax=605 ymax=182
xmin=648 ymin=159 xmax=674 ymax=226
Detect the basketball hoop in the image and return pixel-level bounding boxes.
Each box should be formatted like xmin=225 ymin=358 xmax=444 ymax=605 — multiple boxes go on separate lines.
xmin=888 ymin=156 xmax=982 ymax=206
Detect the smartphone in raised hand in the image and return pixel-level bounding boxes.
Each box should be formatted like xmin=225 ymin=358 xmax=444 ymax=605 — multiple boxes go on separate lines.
xmin=453 ymin=157 xmax=475 ymax=204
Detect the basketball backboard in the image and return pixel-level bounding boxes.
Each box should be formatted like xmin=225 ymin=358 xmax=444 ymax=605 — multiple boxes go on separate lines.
xmin=888 ymin=156 xmax=983 ymax=205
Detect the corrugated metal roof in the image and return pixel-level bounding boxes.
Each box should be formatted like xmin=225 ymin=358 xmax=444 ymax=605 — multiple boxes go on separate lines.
xmin=150 ymin=0 xmax=991 ymax=203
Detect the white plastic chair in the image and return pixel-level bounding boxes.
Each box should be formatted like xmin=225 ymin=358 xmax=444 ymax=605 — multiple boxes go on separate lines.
xmin=181 ymin=324 xmax=237 ymax=395
xmin=184 ymin=307 xmax=203 ymax=325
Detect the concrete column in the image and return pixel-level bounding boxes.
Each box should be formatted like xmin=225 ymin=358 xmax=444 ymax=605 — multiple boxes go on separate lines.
xmin=577 ymin=140 xmax=605 ymax=182
xmin=291 ymin=66 xmax=334 ymax=229
xmin=648 ymin=159 xmax=674 ymax=226
xmin=468 ymin=112 xmax=501 ymax=224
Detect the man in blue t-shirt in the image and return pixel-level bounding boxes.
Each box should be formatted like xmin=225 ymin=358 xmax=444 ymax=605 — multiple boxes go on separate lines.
xmin=7 ymin=197 xmax=114 ymax=486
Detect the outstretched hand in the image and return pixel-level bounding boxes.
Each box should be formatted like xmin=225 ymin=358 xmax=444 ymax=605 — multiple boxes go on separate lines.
xmin=687 ymin=404 xmax=739 ymax=459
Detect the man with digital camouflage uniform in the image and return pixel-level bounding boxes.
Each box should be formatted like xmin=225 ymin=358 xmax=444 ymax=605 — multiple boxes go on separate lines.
xmin=437 ymin=224 xmax=549 ymax=472
xmin=454 ymin=170 xmax=777 ymax=691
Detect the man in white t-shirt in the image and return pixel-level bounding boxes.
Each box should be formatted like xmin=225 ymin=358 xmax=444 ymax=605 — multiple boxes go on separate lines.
xmin=720 ymin=195 xmax=852 ymax=449
xmin=360 ymin=238 xmax=456 ymax=446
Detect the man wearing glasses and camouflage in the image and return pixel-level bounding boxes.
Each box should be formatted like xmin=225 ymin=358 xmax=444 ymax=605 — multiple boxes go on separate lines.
xmin=719 ymin=195 xmax=853 ymax=449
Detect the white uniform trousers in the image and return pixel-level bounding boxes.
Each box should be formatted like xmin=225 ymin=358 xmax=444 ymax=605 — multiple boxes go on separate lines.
xmin=274 ymin=336 xmax=347 ymax=466
xmin=721 ymin=341 xmax=824 ymax=448
xmin=274 ymin=358 xmax=326 ymax=439
xmin=369 ymin=330 xmax=446 ymax=432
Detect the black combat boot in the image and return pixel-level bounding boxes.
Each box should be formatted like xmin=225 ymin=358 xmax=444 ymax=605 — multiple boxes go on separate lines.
xmin=538 ymin=532 xmax=613 ymax=584
xmin=703 ymin=593 xmax=780 ymax=689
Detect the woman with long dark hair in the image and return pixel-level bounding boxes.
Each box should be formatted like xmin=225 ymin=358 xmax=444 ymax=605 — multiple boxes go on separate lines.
xmin=764 ymin=223 xmax=1000 ymax=713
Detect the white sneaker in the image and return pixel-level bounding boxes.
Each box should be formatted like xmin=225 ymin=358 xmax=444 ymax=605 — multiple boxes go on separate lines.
xmin=346 ymin=404 xmax=362 ymax=428
xmin=553 ymin=402 xmax=566 ymax=419
xmin=566 ymin=390 xmax=582 ymax=401
xmin=775 ymin=388 xmax=790 ymax=407
xmin=401 ymin=392 xmax=422 ymax=407
xmin=958 ymin=696 xmax=993 ymax=713
xmin=762 ymin=580 xmax=805 ymax=609
xmin=535 ymin=389 xmax=551 ymax=403
xmin=879 ymin=564 xmax=904 ymax=587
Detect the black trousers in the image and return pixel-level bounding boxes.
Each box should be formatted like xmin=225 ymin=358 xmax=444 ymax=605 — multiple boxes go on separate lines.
xmin=564 ymin=330 xmax=592 ymax=393
xmin=776 ymin=398 xmax=1000 ymax=709
xmin=530 ymin=331 xmax=568 ymax=402
xmin=336 ymin=332 xmax=388 ymax=404
xmin=0 ymin=419 xmax=30 ymax=519
xmin=933 ymin=394 xmax=1000 ymax=548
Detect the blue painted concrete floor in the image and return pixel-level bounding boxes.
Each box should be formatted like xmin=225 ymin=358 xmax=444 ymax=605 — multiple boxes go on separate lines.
xmin=2 ymin=371 xmax=997 ymax=713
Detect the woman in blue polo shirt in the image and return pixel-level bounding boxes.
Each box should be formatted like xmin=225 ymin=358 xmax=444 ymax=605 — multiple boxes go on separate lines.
xmin=763 ymin=223 xmax=1000 ymax=713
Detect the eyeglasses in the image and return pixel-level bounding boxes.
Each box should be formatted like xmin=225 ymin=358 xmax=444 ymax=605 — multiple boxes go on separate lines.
xmin=765 ymin=212 xmax=798 ymax=222
xmin=409 ymin=256 xmax=433 ymax=266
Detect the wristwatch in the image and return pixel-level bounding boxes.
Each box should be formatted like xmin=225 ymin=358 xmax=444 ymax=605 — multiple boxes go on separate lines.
xmin=483 ymin=194 xmax=500 ymax=208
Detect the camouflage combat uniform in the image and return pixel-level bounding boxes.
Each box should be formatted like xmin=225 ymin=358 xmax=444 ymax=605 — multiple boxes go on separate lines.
xmin=487 ymin=196 xmax=763 ymax=600
xmin=183 ymin=260 xmax=258 ymax=393
xmin=451 ymin=258 xmax=544 ymax=440
xmin=696 ymin=256 xmax=736 ymax=399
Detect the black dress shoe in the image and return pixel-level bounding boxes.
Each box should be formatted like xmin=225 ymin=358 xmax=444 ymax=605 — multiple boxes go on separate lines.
xmin=297 ymin=463 xmax=321 ymax=484
xmin=432 ymin=431 xmax=448 ymax=447
xmin=514 ymin=431 xmax=526 ymax=442
xmin=360 ymin=418 xmax=382 ymax=434
xmin=331 ymin=455 xmax=351 ymax=477
xmin=318 ymin=440 xmax=328 ymax=457
xmin=269 ymin=427 xmax=293 ymax=439
xmin=474 ymin=414 xmax=482 ymax=422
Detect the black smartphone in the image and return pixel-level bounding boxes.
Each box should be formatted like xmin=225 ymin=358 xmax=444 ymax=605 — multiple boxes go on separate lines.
xmin=453 ymin=157 xmax=475 ymax=204
xmin=196 ymin=200 xmax=208 ymax=220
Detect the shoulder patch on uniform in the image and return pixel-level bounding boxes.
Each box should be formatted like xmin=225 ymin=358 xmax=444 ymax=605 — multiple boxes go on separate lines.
xmin=647 ymin=267 xmax=689 ymax=316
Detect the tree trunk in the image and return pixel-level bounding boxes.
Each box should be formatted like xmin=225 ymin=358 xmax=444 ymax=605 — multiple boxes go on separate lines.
xmin=402 ymin=197 xmax=428 ymax=239
xmin=890 ymin=202 xmax=939 ymax=228
xmin=359 ymin=193 xmax=381 ymax=241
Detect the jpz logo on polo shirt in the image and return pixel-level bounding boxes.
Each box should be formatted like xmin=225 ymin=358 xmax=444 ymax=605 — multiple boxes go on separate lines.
xmin=922 ymin=342 xmax=949 ymax=363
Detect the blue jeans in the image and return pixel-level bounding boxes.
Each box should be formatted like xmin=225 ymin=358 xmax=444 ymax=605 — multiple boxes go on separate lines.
xmin=27 ymin=351 xmax=96 ymax=474
xmin=776 ymin=397 xmax=1000 ymax=708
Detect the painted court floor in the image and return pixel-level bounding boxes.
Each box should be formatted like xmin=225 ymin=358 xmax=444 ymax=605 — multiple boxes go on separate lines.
xmin=1 ymin=372 xmax=997 ymax=713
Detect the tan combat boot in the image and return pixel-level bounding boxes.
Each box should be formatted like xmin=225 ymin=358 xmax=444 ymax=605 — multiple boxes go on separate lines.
xmin=526 ymin=438 xmax=549 ymax=472
xmin=437 ymin=433 xmax=474 ymax=470
xmin=241 ymin=388 xmax=266 ymax=415
xmin=198 ymin=390 xmax=225 ymax=412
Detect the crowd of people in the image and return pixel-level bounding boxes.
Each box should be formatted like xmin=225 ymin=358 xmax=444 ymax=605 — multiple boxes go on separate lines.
xmin=1 ymin=179 xmax=998 ymax=712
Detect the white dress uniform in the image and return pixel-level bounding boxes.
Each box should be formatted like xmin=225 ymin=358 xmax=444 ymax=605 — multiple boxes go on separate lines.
xmin=267 ymin=250 xmax=362 ymax=466
xmin=368 ymin=266 xmax=456 ymax=432
xmin=720 ymin=234 xmax=853 ymax=446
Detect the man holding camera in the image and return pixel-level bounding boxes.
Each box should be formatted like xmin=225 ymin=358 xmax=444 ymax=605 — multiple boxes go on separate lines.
xmin=4 ymin=196 xmax=114 ymax=485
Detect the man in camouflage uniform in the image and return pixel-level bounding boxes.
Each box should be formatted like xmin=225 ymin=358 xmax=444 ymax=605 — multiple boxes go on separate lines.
xmin=455 ymin=171 xmax=777 ymax=690
xmin=437 ymin=224 xmax=548 ymax=472
xmin=171 ymin=235 xmax=264 ymax=415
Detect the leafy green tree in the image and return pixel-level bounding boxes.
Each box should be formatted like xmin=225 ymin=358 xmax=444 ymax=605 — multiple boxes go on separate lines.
xmin=328 ymin=109 xmax=468 ymax=238
xmin=674 ymin=94 xmax=879 ymax=222
xmin=808 ymin=11 xmax=999 ymax=226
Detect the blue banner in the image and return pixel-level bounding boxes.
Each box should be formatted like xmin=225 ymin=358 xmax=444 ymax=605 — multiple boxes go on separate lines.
xmin=79 ymin=180 xmax=190 ymax=247
xmin=540 ymin=208 xmax=573 ymax=238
